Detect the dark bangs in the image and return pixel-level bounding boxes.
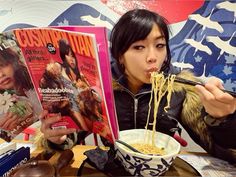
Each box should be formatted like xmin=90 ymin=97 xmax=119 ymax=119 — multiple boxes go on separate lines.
xmin=119 ymin=15 xmax=153 ymax=55
xmin=110 ymin=9 xmax=171 ymax=72
xmin=111 ymin=10 xmax=153 ymax=60
xmin=0 ymin=48 xmax=14 ymax=65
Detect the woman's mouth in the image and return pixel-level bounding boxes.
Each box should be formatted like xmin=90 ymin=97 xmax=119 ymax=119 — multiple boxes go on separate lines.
xmin=145 ymin=67 xmax=158 ymax=80
xmin=70 ymin=62 xmax=76 ymax=68
xmin=146 ymin=67 xmax=158 ymax=75
xmin=0 ymin=77 xmax=12 ymax=86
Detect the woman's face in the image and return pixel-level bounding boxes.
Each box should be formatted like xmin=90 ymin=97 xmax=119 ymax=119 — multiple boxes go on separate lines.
xmin=0 ymin=61 xmax=15 ymax=90
xmin=65 ymin=50 xmax=76 ymax=69
xmin=120 ymin=24 xmax=167 ymax=92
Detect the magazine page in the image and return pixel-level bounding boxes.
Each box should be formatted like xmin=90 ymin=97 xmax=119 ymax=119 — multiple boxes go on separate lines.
xmin=178 ymin=154 xmax=236 ymax=176
xmin=0 ymin=31 xmax=42 ymax=142
xmin=52 ymin=26 xmax=119 ymax=140
xmin=13 ymin=27 xmax=114 ymax=142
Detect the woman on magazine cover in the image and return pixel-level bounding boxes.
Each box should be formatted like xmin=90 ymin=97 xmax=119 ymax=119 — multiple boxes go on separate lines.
xmin=59 ymin=38 xmax=103 ymax=124
xmin=0 ymin=47 xmax=40 ymax=141
xmin=39 ymin=9 xmax=236 ymax=163
xmin=39 ymin=39 xmax=103 ymax=132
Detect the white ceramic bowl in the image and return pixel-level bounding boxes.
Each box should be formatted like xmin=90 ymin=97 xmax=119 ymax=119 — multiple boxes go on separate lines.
xmin=114 ymin=129 xmax=180 ymax=176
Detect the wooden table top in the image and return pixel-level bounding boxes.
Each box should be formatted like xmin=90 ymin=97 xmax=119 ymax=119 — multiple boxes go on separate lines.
xmin=30 ymin=145 xmax=203 ymax=176
xmin=0 ymin=139 xmax=204 ymax=176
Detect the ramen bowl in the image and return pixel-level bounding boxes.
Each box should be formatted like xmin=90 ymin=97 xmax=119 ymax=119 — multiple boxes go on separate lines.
xmin=114 ymin=129 xmax=181 ymax=176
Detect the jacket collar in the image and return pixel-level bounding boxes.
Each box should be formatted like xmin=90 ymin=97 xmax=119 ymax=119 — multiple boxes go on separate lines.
xmin=113 ymin=75 xmax=152 ymax=94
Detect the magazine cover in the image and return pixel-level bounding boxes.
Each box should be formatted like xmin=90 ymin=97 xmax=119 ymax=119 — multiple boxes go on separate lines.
xmin=0 ymin=31 xmax=42 ymax=142
xmin=52 ymin=26 xmax=119 ymax=140
xmin=13 ymin=27 xmax=114 ymax=142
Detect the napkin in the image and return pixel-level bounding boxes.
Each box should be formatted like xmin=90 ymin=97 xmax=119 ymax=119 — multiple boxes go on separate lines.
xmin=83 ymin=146 xmax=119 ymax=171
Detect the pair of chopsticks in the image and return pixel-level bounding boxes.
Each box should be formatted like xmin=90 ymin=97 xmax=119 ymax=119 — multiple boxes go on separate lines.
xmin=116 ymin=140 xmax=141 ymax=153
xmin=163 ymin=73 xmax=236 ymax=98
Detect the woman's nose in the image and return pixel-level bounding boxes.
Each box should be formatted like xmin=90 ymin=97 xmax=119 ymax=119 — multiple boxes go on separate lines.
xmin=146 ymin=57 xmax=157 ymax=63
xmin=146 ymin=49 xmax=157 ymax=63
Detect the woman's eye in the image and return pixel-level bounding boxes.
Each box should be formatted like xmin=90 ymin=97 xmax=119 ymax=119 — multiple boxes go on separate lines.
xmin=156 ymin=44 xmax=166 ymax=48
xmin=133 ymin=45 xmax=144 ymax=50
xmin=0 ymin=63 xmax=8 ymax=68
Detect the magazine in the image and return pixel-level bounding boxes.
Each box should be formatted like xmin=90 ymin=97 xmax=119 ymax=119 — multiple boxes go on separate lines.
xmin=178 ymin=154 xmax=236 ymax=176
xmin=52 ymin=26 xmax=119 ymax=140
xmin=0 ymin=147 xmax=30 ymax=177
xmin=13 ymin=27 xmax=117 ymax=143
xmin=0 ymin=31 xmax=42 ymax=142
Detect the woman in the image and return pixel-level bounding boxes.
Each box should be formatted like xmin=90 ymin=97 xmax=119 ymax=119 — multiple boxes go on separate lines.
xmin=0 ymin=47 xmax=40 ymax=141
xmin=0 ymin=48 xmax=33 ymax=95
xmin=59 ymin=39 xmax=103 ymax=121
xmin=39 ymin=39 xmax=91 ymax=131
xmin=40 ymin=9 xmax=236 ymax=163
xmin=40 ymin=39 xmax=103 ymax=136
xmin=59 ymin=39 xmax=88 ymax=86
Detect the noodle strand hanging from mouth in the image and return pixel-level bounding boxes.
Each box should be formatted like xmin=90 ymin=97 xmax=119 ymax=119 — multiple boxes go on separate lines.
xmin=145 ymin=72 xmax=176 ymax=146
xmin=129 ymin=72 xmax=176 ymax=155
xmin=165 ymin=74 xmax=176 ymax=112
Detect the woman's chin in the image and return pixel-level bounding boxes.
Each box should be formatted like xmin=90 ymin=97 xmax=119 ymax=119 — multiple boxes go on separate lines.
xmin=144 ymin=75 xmax=151 ymax=84
xmin=143 ymin=79 xmax=151 ymax=84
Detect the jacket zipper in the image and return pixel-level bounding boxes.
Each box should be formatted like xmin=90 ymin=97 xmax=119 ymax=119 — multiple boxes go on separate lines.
xmin=115 ymin=83 xmax=151 ymax=128
xmin=134 ymin=98 xmax=138 ymax=128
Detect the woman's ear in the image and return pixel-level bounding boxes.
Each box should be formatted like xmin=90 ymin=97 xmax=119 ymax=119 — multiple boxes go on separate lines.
xmin=118 ymin=56 xmax=125 ymax=73
xmin=119 ymin=56 xmax=124 ymax=64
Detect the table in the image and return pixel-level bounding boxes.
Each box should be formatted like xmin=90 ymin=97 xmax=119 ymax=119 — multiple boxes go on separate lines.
xmin=2 ymin=140 xmax=235 ymax=176
xmin=31 ymin=145 xmax=98 ymax=176
xmin=30 ymin=145 xmax=202 ymax=176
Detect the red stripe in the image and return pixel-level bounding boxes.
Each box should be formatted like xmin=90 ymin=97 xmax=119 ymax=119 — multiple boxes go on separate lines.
xmin=101 ymin=0 xmax=205 ymax=24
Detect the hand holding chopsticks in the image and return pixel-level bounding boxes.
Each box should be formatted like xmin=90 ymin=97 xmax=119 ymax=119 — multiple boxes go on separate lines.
xmin=160 ymin=72 xmax=236 ymax=117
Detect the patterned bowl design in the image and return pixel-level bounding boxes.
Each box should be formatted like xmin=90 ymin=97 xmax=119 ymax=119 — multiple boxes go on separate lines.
xmin=114 ymin=129 xmax=180 ymax=176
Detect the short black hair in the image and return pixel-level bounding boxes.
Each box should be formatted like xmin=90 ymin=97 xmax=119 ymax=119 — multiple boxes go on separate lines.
xmin=110 ymin=9 xmax=171 ymax=73
xmin=58 ymin=39 xmax=81 ymax=80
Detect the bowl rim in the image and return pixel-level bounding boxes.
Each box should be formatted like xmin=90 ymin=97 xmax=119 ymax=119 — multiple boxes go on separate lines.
xmin=115 ymin=129 xmax=181 ymax=159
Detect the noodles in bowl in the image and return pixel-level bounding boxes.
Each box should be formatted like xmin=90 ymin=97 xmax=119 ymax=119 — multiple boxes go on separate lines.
xmin=130 ymin=143 xmax=165 ymax=156
xmin=114 ymin=129 xmax=180 ymax=176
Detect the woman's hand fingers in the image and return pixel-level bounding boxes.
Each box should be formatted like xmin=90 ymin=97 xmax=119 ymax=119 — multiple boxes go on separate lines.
xmin=0 ymin=112 xmax=18 ymax=130
xmin=39 ymin=111 xmax=76 ymax=144
xmin=40 ymin=114 xmax=62 ymax=131
xmin=4 ymin=114 xmax=18 ymax=130
xmin=195 ymin=77 xmax=236 ymax=117
xmin=42 ymin=127 xmax=76 ymax=145
xmin=204 ymin=77 xmax=224 ymax=89
xmin=42 ymin=126 xmax=76 ymax=138
xmin=0 ymin=112 xmax=12 ymax=127
xmin=196 ymin=84 xmax=232 ymax=103
xmin=48 ymin=135 xmax=67 ymax=145
xmin=38 ymin=109 xmax=48 ymax=120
